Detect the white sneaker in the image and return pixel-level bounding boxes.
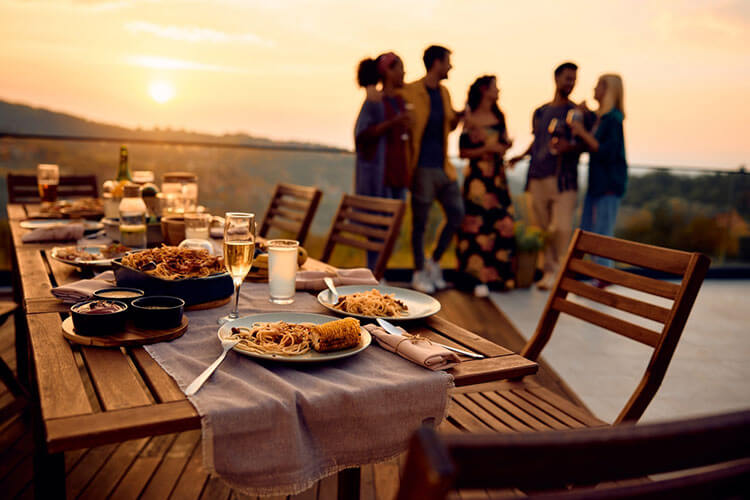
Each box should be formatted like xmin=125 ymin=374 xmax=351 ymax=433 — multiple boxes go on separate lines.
xmin=412 ymin=270 xmax=435 ymax=294
xmin=473 ymin=284 xmax=490 ymax=298
xmin=425 ymin=259 xmax=447 ymax=290
xmin=536 ymin=272 xmax=556 ymax=291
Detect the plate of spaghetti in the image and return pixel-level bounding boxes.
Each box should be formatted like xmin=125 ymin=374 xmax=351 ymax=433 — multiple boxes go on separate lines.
xmin=119 ymin=246 xmax=225 ymax=280
xmin=317 ymin=285 xmax=441 ymax=321
xmin=218 ymin=313 xmax=371 ymax=363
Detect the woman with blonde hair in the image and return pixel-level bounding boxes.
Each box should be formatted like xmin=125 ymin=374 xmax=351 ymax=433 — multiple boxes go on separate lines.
xmin=570 ymin=74 xmax=627 ymax=274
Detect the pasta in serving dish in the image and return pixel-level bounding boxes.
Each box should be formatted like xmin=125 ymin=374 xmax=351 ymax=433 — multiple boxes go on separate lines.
xmin=120 ymin=246 xmax=225 ymax=280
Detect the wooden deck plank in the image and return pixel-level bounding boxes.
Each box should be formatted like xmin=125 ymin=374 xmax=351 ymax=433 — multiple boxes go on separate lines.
xmin=66 ymin=443 xmax=118 ymax=498
xmin=109 ymin=434 xmax=178 ymax=500
xmin=80 ymin=346 xmax=153 ymax=411
xmin=78 ymin=437 xmax=149 ymax=500
xmin=169 ymin=433 xmax=210 ymax=500
xmin=26 ymin=313 xmax=93 ymax=420
xmin=141 ymin=430 xmax=201 ymax=500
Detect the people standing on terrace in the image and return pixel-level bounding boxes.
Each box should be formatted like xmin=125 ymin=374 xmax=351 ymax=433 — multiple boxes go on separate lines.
xmin=570 ymin=74 xmax=628 ymax=273
xmin=401 ymin=45 xmax=465 ymax=294
xmin=509 ymin=62 xmax=594 ymax=290
xmin=354 ymin=52 xmax=411 ymax=270
xmin=456 ymin=75 xmax=516 ymax=298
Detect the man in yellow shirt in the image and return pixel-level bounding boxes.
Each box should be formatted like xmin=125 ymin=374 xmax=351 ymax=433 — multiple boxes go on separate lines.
xmin=401 ymin=45 xmax=464 ymax=294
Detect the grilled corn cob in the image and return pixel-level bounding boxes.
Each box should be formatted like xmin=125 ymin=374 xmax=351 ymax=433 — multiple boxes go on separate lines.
xmin=311 ymin=318 xmax=361 ymax=352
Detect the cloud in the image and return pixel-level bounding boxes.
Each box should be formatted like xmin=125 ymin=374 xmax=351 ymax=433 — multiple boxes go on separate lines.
xmin=126 ymin=55 xmax=246 ymax=73
xmin=125 ymin=21 xmax=273 ymax=46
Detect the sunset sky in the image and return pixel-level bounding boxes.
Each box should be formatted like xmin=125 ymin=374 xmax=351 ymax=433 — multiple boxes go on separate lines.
xmin=1 ymin=0 xmax=748 ymax=169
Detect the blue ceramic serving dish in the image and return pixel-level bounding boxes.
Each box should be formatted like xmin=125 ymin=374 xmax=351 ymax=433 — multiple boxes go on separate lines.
xmin=112 ymin=256 xmax=233 ymax=307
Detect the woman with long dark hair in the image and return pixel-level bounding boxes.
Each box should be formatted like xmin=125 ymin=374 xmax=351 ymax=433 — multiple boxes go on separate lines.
xmin=353 ymin=52 xmax=411 ymax=270
xmin=456 ymin=75 xmax=515 ymax=297
xmin=354 ymin=52 xmax=410 ymax=201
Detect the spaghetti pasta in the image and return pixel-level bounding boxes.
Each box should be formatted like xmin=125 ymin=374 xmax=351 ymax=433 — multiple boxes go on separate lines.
xmin=121 ymin=246 xmax=224 ymax=280
xmin=228 ymin=321 xmax=313 ymax=356
xmin=332 ymin=289 xmax=408 ymax=317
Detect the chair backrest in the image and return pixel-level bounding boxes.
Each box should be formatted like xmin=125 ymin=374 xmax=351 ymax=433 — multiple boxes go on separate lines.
xmin=7 ymin=174 xmax=98 ymax=204
xmin=398 ymin=410 xmax=750 ymax=499
xmin=259 ymin=183 xmax=322 ymax=245
xmin=521 ymin=229 xmax=711 ymax=423
xmin=320 ymin=194 xmax=405 ymax=280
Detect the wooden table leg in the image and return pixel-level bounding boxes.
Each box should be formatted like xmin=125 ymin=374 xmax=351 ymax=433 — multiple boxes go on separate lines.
xmin=338 ymin=467 xmax=361 ymax=500
xmin=14 ymin=307 xmax=30 ymax=390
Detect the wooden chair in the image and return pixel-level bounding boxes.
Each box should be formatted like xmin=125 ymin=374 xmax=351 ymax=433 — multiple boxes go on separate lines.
xmin=446 ymin=229 xmax=710 ymax=433
xmin=398 ymin=410 xmax=750 ymax=499
xmin=259 ymin=183 xmax=322 ymax=245
xmin=7 ymin=173 xmax=98 ymax=203
xmin=320 ymin=194 xmax=405 ymax=280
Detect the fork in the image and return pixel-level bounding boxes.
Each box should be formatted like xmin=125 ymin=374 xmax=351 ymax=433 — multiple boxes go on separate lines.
xmin=185 ymin=336 xmax=239 ymax=396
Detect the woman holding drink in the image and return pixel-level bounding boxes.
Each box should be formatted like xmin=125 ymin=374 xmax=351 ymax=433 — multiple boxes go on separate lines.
xmin=569 ymin=74 xmax=628 ymax=273
xmin=353 ymin=52 xmax=411 ymax=270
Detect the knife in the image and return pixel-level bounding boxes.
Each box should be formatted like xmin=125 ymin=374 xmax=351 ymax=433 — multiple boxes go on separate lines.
xmin=375 ymin=318 xmax=484 ymax=359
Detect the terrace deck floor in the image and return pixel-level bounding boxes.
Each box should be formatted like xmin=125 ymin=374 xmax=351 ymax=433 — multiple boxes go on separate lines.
xmin=0 ymin=289 xmax=596 ymax=499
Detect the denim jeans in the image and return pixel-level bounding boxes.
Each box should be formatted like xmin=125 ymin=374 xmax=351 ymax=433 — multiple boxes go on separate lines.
xmin=410 ymin=167 xmax=465 ymax=271
xmin=581 ymin=193 xmax=621 ymax=267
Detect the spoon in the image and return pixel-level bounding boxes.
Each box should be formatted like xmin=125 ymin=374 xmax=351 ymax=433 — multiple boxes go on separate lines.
xmin=185 ymin=336 xmax=239 ymax=396
xmin=324 ymin=277 xmax=339 ymax=303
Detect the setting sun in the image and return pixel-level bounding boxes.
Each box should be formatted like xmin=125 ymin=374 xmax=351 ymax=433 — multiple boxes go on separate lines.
xmin=148 ymin=81 xmax=175 ymax=104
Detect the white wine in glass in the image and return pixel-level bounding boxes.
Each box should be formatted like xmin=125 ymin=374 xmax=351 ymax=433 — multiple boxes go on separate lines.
xmin=218 ymin=212 xmax=256 ymax=325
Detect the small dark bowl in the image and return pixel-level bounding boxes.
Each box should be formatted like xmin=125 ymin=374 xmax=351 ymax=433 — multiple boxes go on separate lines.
xmin=131 ymin=296 xmax=185 ymax=330
xmin=70 ymin=300 xmax=128 ymax=336
xmin=93 ymin=288 xmax=144 ymax=306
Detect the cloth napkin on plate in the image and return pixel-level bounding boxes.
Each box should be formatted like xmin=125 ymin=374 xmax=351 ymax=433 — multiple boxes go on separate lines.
xmin=295 ymin=268 xmax=379 ymax=291
xmin=22 ymin=223 xmax=85 ymax=243
xmin=363 ymin=324 xmax=461 ymax=371
xmin=51 ymin=271 xmax=116 ymax=303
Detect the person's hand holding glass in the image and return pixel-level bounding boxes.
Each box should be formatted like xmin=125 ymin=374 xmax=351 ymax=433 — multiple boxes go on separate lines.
xmin=218 ymin=212 xmax=256 ymax=325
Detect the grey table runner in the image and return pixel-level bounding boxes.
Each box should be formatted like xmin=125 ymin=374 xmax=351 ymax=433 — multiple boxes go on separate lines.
xmin=145 ymin=282 xmax=453 ymax=496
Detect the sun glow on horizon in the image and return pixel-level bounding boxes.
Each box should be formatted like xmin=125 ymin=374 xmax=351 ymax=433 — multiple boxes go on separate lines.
xmin=148 ymin=81 xmax=175 ymax=104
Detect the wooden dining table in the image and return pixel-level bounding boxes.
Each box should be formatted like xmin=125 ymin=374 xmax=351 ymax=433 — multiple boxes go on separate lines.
xmin=6 ymin=203 xmax=538 ymax=499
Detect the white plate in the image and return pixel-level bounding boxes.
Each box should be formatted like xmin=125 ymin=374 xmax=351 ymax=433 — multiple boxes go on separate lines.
xmin=218 ymin=312 xmax=371 ymax=363
xmin=21 ymin=219 xmax=103 ymax=231
xmin=317 ymin=285 xmax=441 ymax=321
xmin=49 ymin=245 xmax=120 ymax=269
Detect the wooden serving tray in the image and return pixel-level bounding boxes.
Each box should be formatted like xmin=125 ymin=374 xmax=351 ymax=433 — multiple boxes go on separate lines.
xmin=62 ymin=316 xmax=189 ymax=347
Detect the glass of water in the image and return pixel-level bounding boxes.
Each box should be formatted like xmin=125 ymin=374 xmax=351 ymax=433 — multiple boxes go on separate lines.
xmin=267 ymin=239 xmax=299 ymax=304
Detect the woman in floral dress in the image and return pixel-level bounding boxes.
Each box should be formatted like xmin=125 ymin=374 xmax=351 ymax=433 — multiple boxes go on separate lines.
xmin=456 ymin=75 xmax=516 ymax=297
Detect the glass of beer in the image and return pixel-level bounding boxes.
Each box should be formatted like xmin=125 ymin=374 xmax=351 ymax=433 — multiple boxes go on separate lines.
xmin=218 ymin=212 xmax=256 ymax=325
xmin=37 ymin=164 xmax=60 ymax=204
xmin=267 ymin=239 xmax=298 ymax=304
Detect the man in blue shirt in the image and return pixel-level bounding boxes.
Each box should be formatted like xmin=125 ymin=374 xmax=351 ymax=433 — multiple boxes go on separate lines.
xmin=402 ymin=45 xmax=464 ymax=294
xmin=510 ymin=62 xmax=591 ymax=290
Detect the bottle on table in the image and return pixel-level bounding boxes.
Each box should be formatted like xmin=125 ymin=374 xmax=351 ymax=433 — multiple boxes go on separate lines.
xmin=117 ymin=145 xmax=133 ymax=182
xmin=119 ymin=184 xmax=147 ymax=249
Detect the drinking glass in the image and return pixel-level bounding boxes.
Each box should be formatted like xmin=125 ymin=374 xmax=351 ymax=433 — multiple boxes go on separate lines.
xmin=218 ymin=212 xmax=256 ymax=325
xmin=184 ymin=212 xmax=211 ymax=240
xmin=267 ymin=239 xmax=299 ymax=304
xmin=37 ymin=164 xmax=60 ymax=204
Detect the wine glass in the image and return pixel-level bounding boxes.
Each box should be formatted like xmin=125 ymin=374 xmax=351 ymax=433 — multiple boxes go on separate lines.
xmin=218 ymin=212 xmax=256 ymax=325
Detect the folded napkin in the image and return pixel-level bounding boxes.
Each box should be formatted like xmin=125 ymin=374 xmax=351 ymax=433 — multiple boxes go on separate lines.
xmin=295 ymin=268 xmax=379 ymax=291
xmin=22 ymin=223 xmax=85 ymax=243
xmin=363 ymin=324 xmax=461 ymax=371
xmin=51 ymin=271 xmax=116 ymax=303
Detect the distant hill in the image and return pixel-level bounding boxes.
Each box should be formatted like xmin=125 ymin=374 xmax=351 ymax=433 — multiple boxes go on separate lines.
xmin=0 ymin=99 xmax=346 ymax=152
